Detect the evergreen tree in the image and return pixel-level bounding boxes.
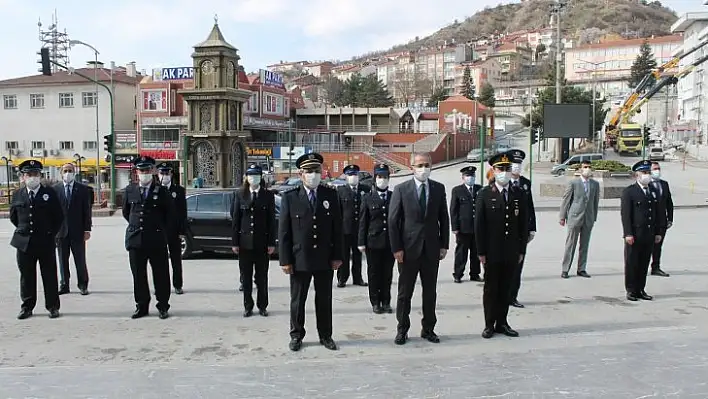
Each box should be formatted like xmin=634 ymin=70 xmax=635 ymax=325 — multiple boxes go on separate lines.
xmin=477 ymin=83 xmax=495 ymax=108
xmin=427 ymin=87 xmax=449 ymax=107
xmin=358 ymin=75 xmax=394 ymax=107
xmin=341 ymin=73 xmax=364 ymax=106
xmin=628 ymin=40 xmax=658 ymax=88
xmin=460 ymin=66 xmax=475 ymax=100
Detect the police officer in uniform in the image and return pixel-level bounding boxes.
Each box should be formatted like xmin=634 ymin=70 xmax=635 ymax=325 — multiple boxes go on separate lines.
xmin=450 ymin=165 xmax=483 ymax=283
xmin=231 ymin=164 xmax=276 ymax=317
xmin=621 ymin=160 xmax=665 ymax=302
xmin=475 ymin=152 xmax=528 ymax=339
xmin=10 ymin=160 xmax=63 ymax=319
xmin=157 ymin=162 xmax=187 ymax=294
xmin=279 ymin=153 xmax=343 ymax=351
xmin=122 ymin=156 xmax=176 ymax=319
xmin=336 ymin=164 xmax=370 ymax=287
xmin=357 ymin=164 xmax=395 ymax=314
xmin=508 ymin=149 xmax=536 ymax=308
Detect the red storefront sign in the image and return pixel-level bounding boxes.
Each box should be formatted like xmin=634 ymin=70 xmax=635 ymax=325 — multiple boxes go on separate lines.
xmin=140 ymin=150 xmax=177 ymax=160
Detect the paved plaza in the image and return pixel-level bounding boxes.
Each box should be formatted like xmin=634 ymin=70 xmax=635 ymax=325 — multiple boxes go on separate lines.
xmin=0 ymin=189 xmax=707 ymax=397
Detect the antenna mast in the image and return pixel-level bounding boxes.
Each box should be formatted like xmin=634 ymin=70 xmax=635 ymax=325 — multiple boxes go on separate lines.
xmin=38 ymin=10 xmax=70 ymax=74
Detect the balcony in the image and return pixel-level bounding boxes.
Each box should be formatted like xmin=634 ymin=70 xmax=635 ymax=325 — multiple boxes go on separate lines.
xmin=311 ymin=124 xmax=401 ymax=133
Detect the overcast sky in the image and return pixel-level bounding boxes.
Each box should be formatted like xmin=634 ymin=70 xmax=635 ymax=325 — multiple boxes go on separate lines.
xmin=0 ymin=0 xmax=699 ymax=80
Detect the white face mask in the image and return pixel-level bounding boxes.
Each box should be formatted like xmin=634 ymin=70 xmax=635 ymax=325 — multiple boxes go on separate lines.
xmin=346 ymin=175 xmax=359 ymax=186
xmin=302 ymin=172 xmax=321 ymax=188
xmin=511 ymin=163 xmax=522 ymax=175
xmin=138 ymin=173 xmax=153 ymax=186
xmin=463 ymin=175 xmax=475 ymax=186
xmin=414 ymin=167 xmax=431 ymax=182
xmin=580 ymin=168 xmax=592 ymax=178
xmin=247 ymin=175 xmax=261 ymax=186
xmin=651 ymin=170 xmax=661 ymax=179
xmin=375 ymin=177 xmax=389 ymax=190
xmin=495 ymin=171 xmax=510 ymax=186
xmin=25 ymin=176 xmax=40 ymax=190
xmin=160 ymin=175 xmax=171 ymax=186
xmin=638 ymin=173 xmax=652 ymax=186
xmin=62 ymin=172 xmax=75 ymax=184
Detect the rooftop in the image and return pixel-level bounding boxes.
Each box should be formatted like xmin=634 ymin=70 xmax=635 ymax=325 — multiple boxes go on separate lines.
xmin=671 ymin=12 xmax=708 ymax=33
xmin=569 ymin=34 xmax=683 ymax=51
xmin=0 ymin=68 xmax=141 ymax=88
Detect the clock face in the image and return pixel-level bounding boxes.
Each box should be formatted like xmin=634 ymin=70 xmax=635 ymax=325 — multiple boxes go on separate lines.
xmin=202 ymin=60 xmax=214 ymax=74
xmin=227 ymin=62 xmax=235 ymax=78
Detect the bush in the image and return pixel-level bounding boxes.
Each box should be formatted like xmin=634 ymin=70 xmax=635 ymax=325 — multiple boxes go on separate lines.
xmin=569 ymin=160 xmax=631 ymax=172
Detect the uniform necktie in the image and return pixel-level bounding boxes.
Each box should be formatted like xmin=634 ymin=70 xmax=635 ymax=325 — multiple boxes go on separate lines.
xmin=502 ymin=188 xmax=508 ymax=202
xmin=252 ymin=191 xmax=258 ymax=200
xmin=643 ymin=187 xmax=650 ymax=199
xmin=141 ymin=187 xmax=148 ymax=199
xmin=29 ymin=191 xmax=35 ymax=204
xmin=654 ymin=181 xmax=662 ymax=196
xmin=419 ymin=183 xmax=427 ymax=213
xmin=380 ymin=192 xmax=386 ymax=202
xmin=66 ymin=184 xmax=71 ymax=206
xmin=309 ymin=190 xmax=316 ymax=210
xmin=513 ymin=180 xmax=520 ymax=188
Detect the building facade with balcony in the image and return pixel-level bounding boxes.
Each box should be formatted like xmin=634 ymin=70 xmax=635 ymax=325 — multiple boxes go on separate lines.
xmin=0 ymin=64 xmax=141 ymax=186
xmin=487 ymin=43 xmax=534 ymax=80
xmin=454 ymin=58 xmax=502 ymax=96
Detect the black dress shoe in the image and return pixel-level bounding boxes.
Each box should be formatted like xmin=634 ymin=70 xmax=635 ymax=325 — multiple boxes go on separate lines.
xmin=510 ymin=300 xmax=525 ymax=308
xmin=336 ymin=282 xmax=346 ymax=288
xmin=238 ymin=284 xmax=243 ymax=292
xmin=372 ymin=305 xmax=383 ymax=314
xmin=131 ymin=308 xmax=149 ymax=319
xmin=453 ymin=277 xmax=462 ymax=283
xmin=626 ymin=293 xmax=639 ymax=301
xmin=394 ymin=332 xmax=408 ymax=345
xmin=470 ymin=275 xmax=483 ymax=282
xmin=319 ymin=337 xmax=338 ymax=350
xmin=58 ymin=287 xmax=70 ymax=295
xmin=175 ymin=288 xmax=184 ymax=295
xmin=17 ymin=309 xmax=32 ymax=320
xmin=158 ymin=310 xmax=169 ymax=319
xmin=639 ymin=291 xmax=653 ymax=300
xmin=421 ymin=331 xmax=440 ymax=343
xmin=243 ymin=309 xmax=253 ymax=318
xmin=354 ymin=281 xmax=368 ymax=287
xmin=651 ymin=269 xmax=670 ymax=277
xmin=48 ymin=309 xmax=60 ymax=319
xmin=577 ymin=271 xmax=591 ymax=278
xmin=561 ymin=272 xmax=569 ymax=279
xmin=495 ymin=325 xmax=519 ymax=337
xmin=259 ymin=309 xmax=269 ymax=317
xmin=482 ymin=327 xmax=495 ymax=339
xmin=80 ymin=288 xmax=90 ymax=296
xmin=289 ymin=338 xmax=302 ymax=352
xmin=382 ymin=304 xmax=393 ymax=313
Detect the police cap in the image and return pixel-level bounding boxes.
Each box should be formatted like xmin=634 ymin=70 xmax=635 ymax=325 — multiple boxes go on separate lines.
xmin=133 ymin=156 xmax=156 ymax=170
xmin=296 ymin=152 xmax=324 ymax=170
xmin=18 ymin=159 xmax=43 ymax=173
xmin=459 ymin=165 xmax=477 ymax=176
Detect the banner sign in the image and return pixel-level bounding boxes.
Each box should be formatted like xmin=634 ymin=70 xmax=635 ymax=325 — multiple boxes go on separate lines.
xmin=160 ymin=67 xmax=194 ymax=80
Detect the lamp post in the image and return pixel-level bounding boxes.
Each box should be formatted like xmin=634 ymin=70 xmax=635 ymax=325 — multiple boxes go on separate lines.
xmin=69 ymin=39 xmax=101 ymax=202
xmin=73 ymin=153 xmax=85 ymax=180
xmin=1 ymin=156 xmax=11 ymax=204
xmin=578 ymin=60 xmax=611 ymax=153
xmin=551 ymin=0 xmax=568 ymax=161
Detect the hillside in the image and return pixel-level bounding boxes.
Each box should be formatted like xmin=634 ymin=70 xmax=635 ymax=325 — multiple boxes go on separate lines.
xmin=353 ymin=0 xmax=678 ymax=60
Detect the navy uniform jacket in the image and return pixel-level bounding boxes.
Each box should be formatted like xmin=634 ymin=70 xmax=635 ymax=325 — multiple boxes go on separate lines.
xmin=652 ymin=179 xmax=673 ymax=227
xmin=279 ymin=185 xmax=343 ymax=272
xmin=337 ymin=184 xmax=371 ymax=236
xmin=621 ymin=183 xmax=665 ymax=241
xmin=474 ymin=184 xmax=529 ymax=263
xmin=512 ymin=175 xmax=537 ymax=232
xmin=122 ymin=182 xmax=176 ymax=250
xmin=231 ymin=187 xmax=276 ymax=251
xmin=450 ymin=183 xmax=482 ymax=235
xmin=165 ymin=184 xmax=188 ymax=236
xmin=358 ymin=189 xmax=392 ymax=250
xmin=10 ymin=185 xmax=64 ymax=252
xmin=53 ymin=181 xmax=92 ymax=240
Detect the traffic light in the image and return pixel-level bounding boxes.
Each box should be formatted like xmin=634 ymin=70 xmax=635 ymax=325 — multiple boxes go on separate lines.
xmin=37 ymin=48 xmax=51 ymax=76
xmin=103 ymin=134 xmax=113 ymax=154
xmin=643 ymin=126 xmax=650 ymax=143
xmin=344 ymin=136 xmax=352 ymax=148
xmin=531 ymin=128 xmax=540 ymax=144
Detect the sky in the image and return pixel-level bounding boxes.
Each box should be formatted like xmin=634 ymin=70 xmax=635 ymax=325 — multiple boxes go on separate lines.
xmin=0 ymin=0 xmax=700 ymax=80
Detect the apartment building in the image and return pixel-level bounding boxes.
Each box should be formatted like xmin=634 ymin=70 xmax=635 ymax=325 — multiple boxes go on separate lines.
xmin=454 ymin=58 xmax=503 ymax=96
xmin=487 ymin=42 xmax=534 ymax=79
xmin=265 ymin=61 xmax=309 ymax=74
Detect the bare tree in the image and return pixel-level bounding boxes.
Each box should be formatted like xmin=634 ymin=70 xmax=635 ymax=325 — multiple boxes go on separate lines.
xmin=393 ymin=67 xmax=434 ymax=106
xmin=319 ymin=76 xmax=345 ymax=106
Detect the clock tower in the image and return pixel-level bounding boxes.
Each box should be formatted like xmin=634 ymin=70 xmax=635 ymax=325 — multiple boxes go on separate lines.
xmin=180 ymin=17 xmax=252 ymax=188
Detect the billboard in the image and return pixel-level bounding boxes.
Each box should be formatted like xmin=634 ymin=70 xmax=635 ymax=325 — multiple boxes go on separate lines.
xmin=259 ymin=69 xmax=284 ymax=88
xmin=542 ymin=103 xmax=591 ymax=138
xmin=160 ymin=67 xmax=194 ymax=81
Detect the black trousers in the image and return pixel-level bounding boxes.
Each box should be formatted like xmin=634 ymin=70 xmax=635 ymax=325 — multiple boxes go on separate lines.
xmin=17 ymin=245 xmax=60 ymax=312
xmin=453 ymin=233 xmax=481 ymax=278
xmin=166 ymin=234 xmax=183 ymax=289
xmin=624 ymin=238 xmax=653 ymax=294
xmin=239 ymin=249 xmax=269 ymax=311
xmin=57 ymin=236 xmax=89 ymax=290
xmin=129 ymin=248 xmax=171 ymax=312
xmin=290 ymin=269 xmax=333 ymax=340
xmin=396 ymin=251 xmax=439 ymax=334
xmin=509 ymin=258 xmax=525 ymax=302
xmin=650 ymin=232 xmax=666 ymax=270
xmin=338 ymin=234 xmax=364 ymax=284
xmin=366 ymin=248 xmax=395 ymax=307
xmin=482 ymin=260 xmax=514 ymax=329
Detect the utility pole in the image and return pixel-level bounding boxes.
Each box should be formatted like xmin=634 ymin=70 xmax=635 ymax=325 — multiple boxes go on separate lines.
xmin=551 ymin=0 xmax=567 ymax=162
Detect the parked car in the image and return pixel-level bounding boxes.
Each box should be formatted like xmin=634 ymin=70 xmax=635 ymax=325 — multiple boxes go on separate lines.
xmin=551 ymin=153 xmax=604 ymax=176
xmin=181 ymin=189 xmax=280 ymax=259
xmin=328 ymin=171 xmax=374 ymax=188
xmin=495 ymin=144 xmax=511 ymax=153
xmin=466 ymin=148 xmax=494 ymax=162
xmin=269 ymin=177 xmax=301 ymax=193
xmin=648 ymin=147 xmax=665 ymax=161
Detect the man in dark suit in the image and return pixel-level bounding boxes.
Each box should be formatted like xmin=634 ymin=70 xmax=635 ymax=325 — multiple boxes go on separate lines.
xmin=621 ymin=160 xmax=665 ymax=302
xmin=336 ymin=164 xmax=370 ymax=287
xmin=450 ymin=165 xmax=483 ymax=283
xmin=122 ymin=156 xmax=176 ymax=319
xmin=475 ymin=152 xmax=528 ymax=339
xmin=10 ymin=160 xmax=64 ymax=319
xmin=54 ymin=162 xmax=92 ymax=296
xmin=157 ymin=162 xmax=188 ymax=294
xmin=508 ymin=149 xmax=536 ymax=308
xmin=389 ymin=152 xmax=450 ymax=345
xmin=358 ymin=163 xmax=395 ymax=314
xmin=649 ymin=161 xmax=672 ymax=277
xmin=279 ymin=152 xmax=343 ymax=352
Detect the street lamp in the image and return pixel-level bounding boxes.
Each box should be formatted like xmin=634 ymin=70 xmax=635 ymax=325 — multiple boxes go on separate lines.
xmin=73 ymin=153 xmax=85 ymax=181
xmin=578 ymin=59 xmax=611 ymax=153
xmin=69 ymin=39 xmax=101 ymax=201
xmin=1 ymin=156 xmax=11 ymax=204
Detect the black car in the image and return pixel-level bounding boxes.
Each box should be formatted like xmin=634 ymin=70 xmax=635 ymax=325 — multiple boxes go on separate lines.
xmin=181 ymin=189 xmax=280 ymax=258
xmin=269 ymin=177 xmax=302 ymax=194
xmin=328 ymin=171 xmax=374 ymax=188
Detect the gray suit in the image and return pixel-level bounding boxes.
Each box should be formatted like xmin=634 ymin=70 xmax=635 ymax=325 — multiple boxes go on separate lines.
xmin=559 ymin=177 xmax=599 ymax=273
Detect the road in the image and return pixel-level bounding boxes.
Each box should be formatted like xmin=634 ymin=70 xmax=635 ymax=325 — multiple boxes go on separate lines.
xmin=0 ymin=204 xmax=707 ymax=397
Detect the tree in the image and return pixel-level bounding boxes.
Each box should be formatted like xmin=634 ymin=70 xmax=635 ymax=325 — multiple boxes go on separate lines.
xmin=320 ymin=76 xmax=345 ymax=106
xmin=628 ymin=40 xmax=658 ymax=88
xmin=339 ymin=73 xmax=394 ymax=107
xmin=460 ymin=66 xmax=475 ymax=100
xmin=341 ymin=73 xmax=364 ymax=106
xmin=427 ymin=87 xmax=449 ymax=107
xmin=477 ymin=83 xmax=495 ymax=108
xmin=394 ymin=67 xmax=433 ymax=105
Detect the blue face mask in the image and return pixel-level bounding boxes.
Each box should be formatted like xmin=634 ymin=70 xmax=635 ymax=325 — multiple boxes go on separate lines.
xmin=463 ymin=175 xmax=475 ymax=186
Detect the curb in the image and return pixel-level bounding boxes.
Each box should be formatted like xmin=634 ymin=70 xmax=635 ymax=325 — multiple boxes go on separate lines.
xmin=534 ymin=204 xmax=708 ymax=212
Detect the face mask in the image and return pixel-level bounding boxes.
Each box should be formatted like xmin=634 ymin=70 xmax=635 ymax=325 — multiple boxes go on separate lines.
xmin=25 ymin=176 xmax=40 ymax=190
xmin=495 ymin=171 xmax=510 ymax=186
xmin=375 ymin=177 xmax=389 ymax=190
xmin=414 ymin=167 xmax=431 ymax=181
xmin=247 ymin=175 xmax=261 ymax=186
xmin=160 ymin=175 xmax=171 ymax=186
xmin=62 ymin=172 xmax=75 ymax=183
xmin=302 ymin=172 xmax=321 ymax=188
xmin=138 ymin=173 xmax=153 ymax=186
xmin=580 ymin=168 xmax=592 ymax=178
xmin=464 ymin=176 xmax=475 ymax=186
xmin=347 ymin=175 xmax=359 ymax=186
xmin=511 ymin=163 xmax=522 ymax=175
xmin=651 ymin=170 xmax=661 ymax=179
xmin=638 ymin=173 xmax=652 ymax=186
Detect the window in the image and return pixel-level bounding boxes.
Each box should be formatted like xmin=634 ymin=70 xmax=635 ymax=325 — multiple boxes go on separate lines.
xmin=59 ymin=93 xmax=74 ymax=108
xmin=196 ymin=193 xmax=224 ymax=212
xmin=3 ymin=95 xmax=17 ymax=109
xmin=171 ymin=90 xmax=177 ymax=112
xmin=140 ymin=127 xmax=180 ymax=148
xmin=186 ymin=195 xmax=197 ymax=212
xmin=82 ymin=92 xmax=97 ymax=107
xmin=32 ymin=141 xmax=45 ymax=150
xmin=30 ymin=94 xmax=44 ymax=109
xmin=59 ymin=141 xmax=74 ymax=150
xmin=83 ymin=141 xmax=97 ymax=150
xmin=141 ymin=89 xmax=166 ymax=111
xmin=5 ymin=141 xmax=18 ymax=150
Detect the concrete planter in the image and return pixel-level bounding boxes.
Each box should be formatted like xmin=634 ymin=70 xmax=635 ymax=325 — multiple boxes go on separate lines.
xmin=539 ymin=169 xmax=633 ymax=199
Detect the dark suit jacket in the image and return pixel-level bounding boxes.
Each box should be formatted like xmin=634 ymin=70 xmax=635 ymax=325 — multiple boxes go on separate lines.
xmin=474 ymin=183 xmax=529 ymax=263
xmin=53 ymin=181 xmax=92 ymax=240
xmin=10 ymin=185 xmax=64 ymax=252
xmin=122 ymin=183 xmax=176 ymax=250
xmin=450 ymin=183 xmax=482 ymax=235
xmin=279 ymin=185 xmax=344 ymax=272
xmin=165 ymin=184 xmax=188 ymax=235
xmin=651 ymin=179 xmax=673 ymax=225
xmin=358 ymin=189 xmax=392 ymax=250
xmin=388 ymin=178 xmax=450 ymax=260
xmin=231 ymin=187 xmax=276 ymax=251
xmin=512 ymin=175 xmax=537 ymax=232
xmin=621 ymin=183 xmax=665 ymax=242
xmin=337 ymin=184 xmax=370 ymax=236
